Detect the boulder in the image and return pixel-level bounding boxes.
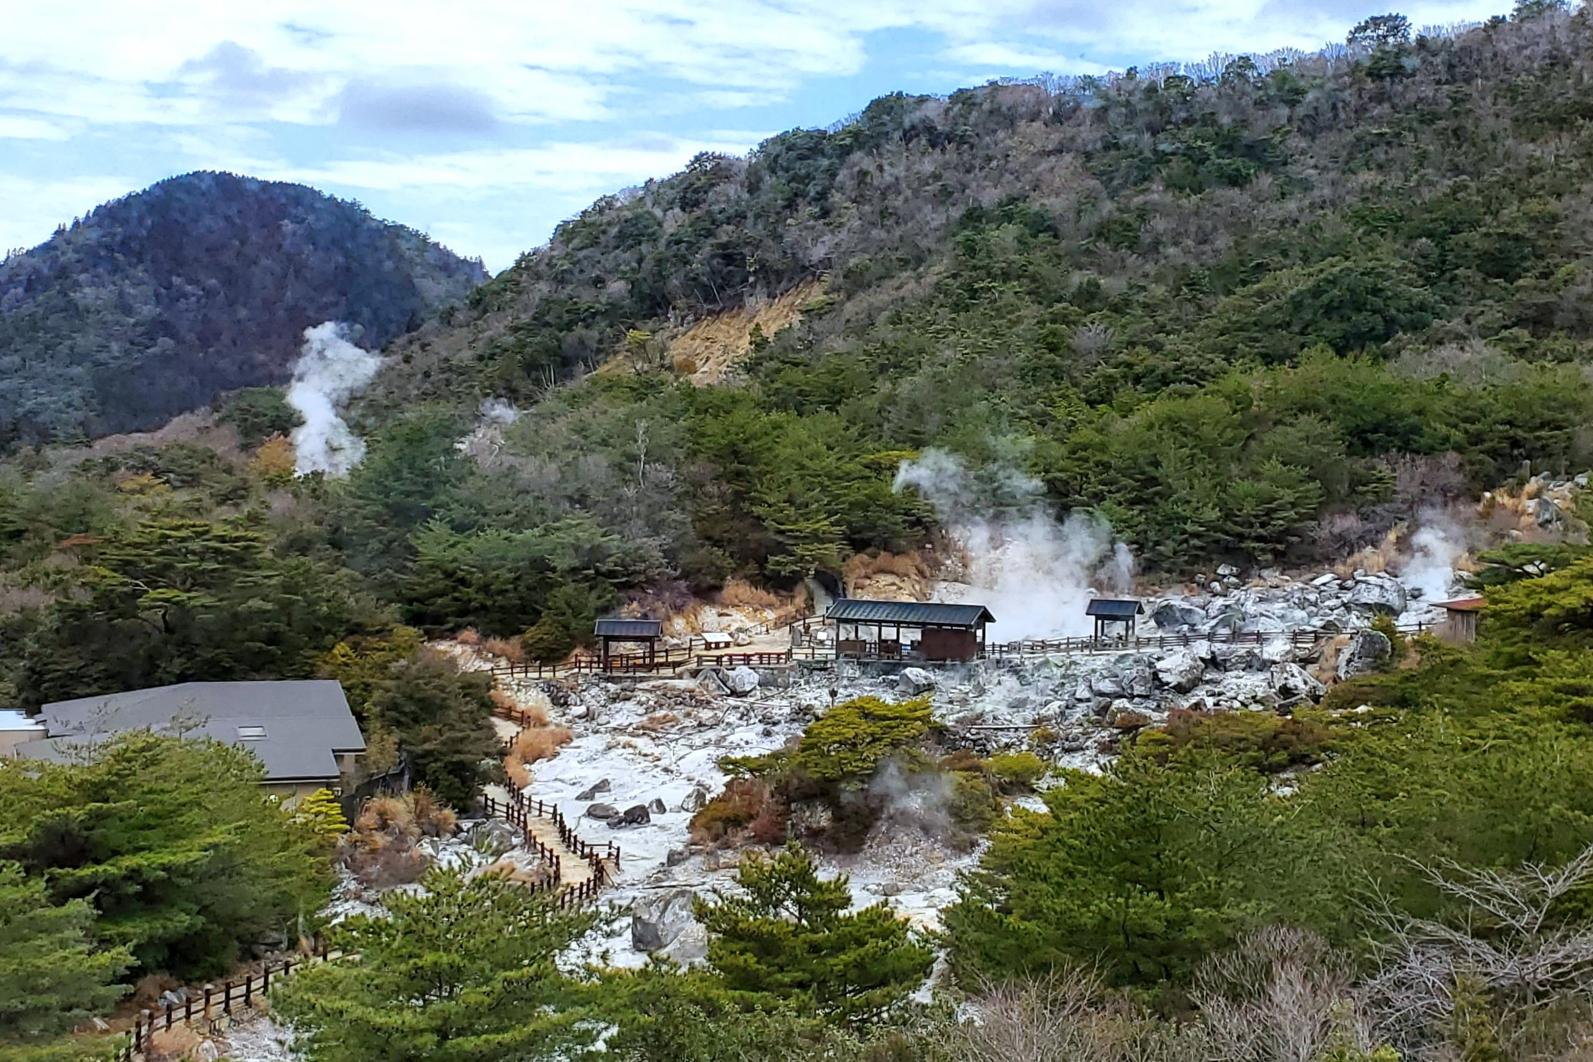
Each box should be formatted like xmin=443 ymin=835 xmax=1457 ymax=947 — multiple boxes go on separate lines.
xmin=1216 ymin=563 xmax=1239 ymax=577
xmin=1536 ymin=496 xmax=1563 ymax=528
xmin=1089 ymin=672 xmax=1125 ymax=698
xmin=679 ymin=785 xmax=710 ymax=813
xmin=1154 ymin=649 xmax=1206 ymax=693
xmin=1347 ymin=576 xmax=1407 ymax=615
xmin=733 ymin=629 xmax=754 ymax=646
xmin=723 ymin=666 xmax=761 ymax=696
xmin=1311 ymin=573 xmax=1339 ymax=588
xmin=661 ymin=921 xmax=710 ymax=964
xmin=631 ymin=889 xmax=697 ymax=952
xmin=1336 ymin=630 xmax=1392 ymax=679
xmin=1150 ymin=601 xmax=1206 ymax=632
xmin=896 ymin=667 xmax=936 ymax=695
xmin=1209 ymin=643 xmax=1263 ymax=672
xmin=1260 ymin=637 xmax=1301 ymax=665
xmin=1269 ymin=663 xmax=1325 ymax=701
xmin=585 ymin=803 xmax=619 ymax=820
xmin=575 ymin=779 xmax=611 ymax=801
xmin=648 ymin=798 xmax=667 ymax=814
xmin=609 ymin=804 xmax=652 ymax=828
xmin=666 ymin=847 xmax=691 ymax=867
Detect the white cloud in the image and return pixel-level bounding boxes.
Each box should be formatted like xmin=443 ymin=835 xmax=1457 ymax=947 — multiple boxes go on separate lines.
xmin=0 ymin=174 xmax=139 ymax=254
xmin=0 ymin=115 xmax=73 ymax=141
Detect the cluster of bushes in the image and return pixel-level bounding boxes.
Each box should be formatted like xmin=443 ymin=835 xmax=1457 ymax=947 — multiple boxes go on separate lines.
xmin=694 ymin=695 xmax=1050 ymax=851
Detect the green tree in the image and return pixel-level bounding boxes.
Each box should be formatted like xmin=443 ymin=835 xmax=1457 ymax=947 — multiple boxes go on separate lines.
xmin=693 ymin=843 xmax=932 ymax=1025
xmin=218 ymin=387 xmax=301 ymax=447
xmin=789 ymin=695 xmax=934 ymax=785
xmin=365 ymin=652 xmax=501 ymax=809
xmin=271 ymin=866 xmax=600 ymax=1062
xmin=945 ymin=752 xmax=1339 ymax=986
xmin=17 ymin=517 xmax=373 ymax=707
xmin=0 ymin=862 xmax=130 ymax=1051
xmin=0 ymin=734 xmax=331 ymax=979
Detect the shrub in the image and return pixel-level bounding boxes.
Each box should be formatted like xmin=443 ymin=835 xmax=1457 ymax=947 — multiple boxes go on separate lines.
xmin=1138 ymin=709 xmax=1332 ymax=773
xmin=690 ymin=778 xmax=783 ymax=847
xmin=949 ymin=771 xmax=1000 ymax=838
xmin=482 ymin=636 xmax=526 ymax=664
xmin=791 ymin=696 xmax=935 ymax=784
xmin=985 ymin=751 xmax=1049 ymax=792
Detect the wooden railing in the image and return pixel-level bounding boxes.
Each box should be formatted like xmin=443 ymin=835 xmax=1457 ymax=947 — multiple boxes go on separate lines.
xmin=787 ymin=621 xmax=1432 ymax=665
xmin=695 ymin=651 xmax=795 ymax=668
xmin=488 ymin=646 xmax=695 ymax=681
xmin=118 ymin=941 xmax=333 ymax=1060
xmin=479 ymin=793 xmax=619 ymax=906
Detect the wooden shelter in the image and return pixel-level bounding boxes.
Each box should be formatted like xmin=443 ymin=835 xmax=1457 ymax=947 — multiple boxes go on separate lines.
xmin=1434 ymin=597 xmax=1484 ymax=645
xmin=593 ymin=617 xmax=663 ymax=671
xmin=825 ymin=599 xmax=994 ymax=662
xmin=1086 ymin=598 xmax=1143 ymax=643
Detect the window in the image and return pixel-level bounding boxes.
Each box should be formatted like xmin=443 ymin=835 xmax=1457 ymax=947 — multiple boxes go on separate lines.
xmin=236 ymin=725 xmax=268 ymax=740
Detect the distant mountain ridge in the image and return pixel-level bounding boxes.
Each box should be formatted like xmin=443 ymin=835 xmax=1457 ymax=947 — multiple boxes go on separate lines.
xmin=0 ymin=171 xmax=486 ymax=444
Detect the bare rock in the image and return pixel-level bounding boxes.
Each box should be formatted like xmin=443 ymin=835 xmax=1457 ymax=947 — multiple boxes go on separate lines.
xmin=666 ymin=847 xmax=691 ymax=867
xmin=1337 ymin=630 xmax=1392 ymax=679
xmin=1150 ymin=601 xmax=1206 ymax=631
xmin=679 ymin=785 xmax=710 ymax=813
xmin=585 ymin=803 xmax=619 ymax=820
xmin=1270 ymin=663 xmax=1326 ymax=701
xmin=648 ymin=798 xmax=667 ymax=814
xmin=575 ymin=779 xmax=611 ymax=801
xmin=1347 ymin=576 xmax=1407 ymax=615
xmin=661 ymin=921 xmax=709 ymax=964
xmin=1154 ymin=649 xmax=1206 ymax=693
xmin=609 ymin=803 xmax=652 ymax=828
xmin=723 ymin=666 xmax=761 ymax=696
xmin=632 ymin=889 xmax=697 ymax=952
xmin=897 ymin=667 xmax=936 ymax=695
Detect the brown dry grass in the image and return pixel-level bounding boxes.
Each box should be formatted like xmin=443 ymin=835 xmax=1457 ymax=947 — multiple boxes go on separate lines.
xmin=636 ymin=712 xmax=679 ymax=731
xmin=717 ymin=578 xmax=784 ymax=610
xmin=1333 ymin=526 xmax=1400 ymax=578
xmin=504 ymin=725 xmax=573 ymax=788
xmin=843 ymin=549 xmax=932 ymax=599
xmin=665 ymin=279 xmax=823 ymax=384
xmin=481 ymin=636 xmax=524 ymax=663
xmin=456 ymin=628 xmax=482 ymax=646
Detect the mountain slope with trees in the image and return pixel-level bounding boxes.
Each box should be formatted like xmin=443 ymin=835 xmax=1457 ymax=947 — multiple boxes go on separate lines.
xmin=365 ymin=3 xmax=1593 ymax=586
xmin=0 ymin=172 xmax=486 ymax=445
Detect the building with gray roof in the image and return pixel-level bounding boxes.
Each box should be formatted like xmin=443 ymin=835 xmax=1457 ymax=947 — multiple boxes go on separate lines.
xmin=13 ymin=680 xmax=366 ymax=801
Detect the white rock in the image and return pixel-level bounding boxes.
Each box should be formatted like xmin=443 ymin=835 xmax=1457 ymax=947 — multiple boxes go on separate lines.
xmin=1311 ymin=573 xmax=1340 ymax=588
xmin=897 ymin=667 xmax=936 ymax=695
xmin=723 ymin=666 xmax=761 ymax=696
xmin=1269 ymin=663 xmax=1325 ymax=700
xmin=1154 ymin=649 xmax=1205 ymax=693
xmin=632 ymin=889 xmax=698 ymax=953
xmin=1348 ymin=577 xmax=1407 ymax=615
xmin=1337 ymin=630 xmax=1392 ymax=679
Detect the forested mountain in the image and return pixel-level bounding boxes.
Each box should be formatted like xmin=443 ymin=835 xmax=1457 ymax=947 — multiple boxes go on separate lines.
xmin=0 ymin=172 xmax=486 ymax=444
xmin=369 ymin=5 xmax=1593 ymax=583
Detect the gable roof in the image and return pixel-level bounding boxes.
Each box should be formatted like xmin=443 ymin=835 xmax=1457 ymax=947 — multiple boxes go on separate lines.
xmin=1436 ymin=596 xmax=1485 ymax=612
xmin=1086 ymin=598 xmax=1144 ymax=618
xmin=593 ymin=617 xmax=663 ymax=639
xmin=18 ymin=680 xmax=364 ymax=783
xmin=825 ymin=598 xmax=995 ymax=627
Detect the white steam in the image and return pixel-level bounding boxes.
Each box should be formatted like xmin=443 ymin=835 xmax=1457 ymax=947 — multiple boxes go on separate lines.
xmin=894 ymin=449 xmax=1134 ymax=639
xmin=1398 ymin=520 xmax=1464 ymax=604
xmin=456 ymin=398 xmax=521 ymax=464
xmin=287 ymin=322 xmax=382 ymax=476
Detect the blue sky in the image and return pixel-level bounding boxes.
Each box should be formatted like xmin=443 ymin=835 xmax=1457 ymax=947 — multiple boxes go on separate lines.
xmin=1 ymin=0 xmax=1505 ymax=272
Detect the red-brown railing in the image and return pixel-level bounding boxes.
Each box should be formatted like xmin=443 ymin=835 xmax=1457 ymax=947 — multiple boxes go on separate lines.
xmin=118 ymin=941 xmax=333 ymax=1059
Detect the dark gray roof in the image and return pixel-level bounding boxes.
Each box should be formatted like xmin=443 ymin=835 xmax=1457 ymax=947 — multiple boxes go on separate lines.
xmin=17 ymin=680 xmax=364 ymax=783
xmin=826 ymin=599 xmax=995 ymax=627
xmin=594 ymin=617 xmax=662 ymax=639
xmin=1086 ymin=598 xmax=1144 ymax=618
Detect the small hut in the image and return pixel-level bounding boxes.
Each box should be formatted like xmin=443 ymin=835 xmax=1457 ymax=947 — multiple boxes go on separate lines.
xmin=1434 ymin=597 xmax=1484 ymax=645
xmin=1086 ymin=598 xmax=1143 ymax=643
xmin=825 ymin=599 xmax=994 ymax=662
xmin=593 ymin=617 xmax=663 ymax=671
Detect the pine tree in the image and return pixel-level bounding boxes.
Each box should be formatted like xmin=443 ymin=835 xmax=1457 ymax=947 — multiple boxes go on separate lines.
xmin=693 ymin=843 xmax=932 ymax=1026
xmin=0 ymin=862 xmax=130 ymax=1047
xmin=271 ymin=866 xmax=601 ymax=1061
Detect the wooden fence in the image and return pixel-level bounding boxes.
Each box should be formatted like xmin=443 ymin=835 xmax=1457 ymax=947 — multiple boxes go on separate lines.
xmin=479 ymin=792 xmax=619 ymax=908
xmin=118 ymin=941 xmax=333 ymax=1060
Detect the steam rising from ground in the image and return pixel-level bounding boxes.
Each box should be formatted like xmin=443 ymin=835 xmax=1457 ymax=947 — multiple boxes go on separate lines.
xmin=894 ymin=449 xmax=1133 ymax=639
xmin=1398 ymin=519 xmax=1465 ymax=603
xmin=287 ymin=322 xmax=382 ymax=476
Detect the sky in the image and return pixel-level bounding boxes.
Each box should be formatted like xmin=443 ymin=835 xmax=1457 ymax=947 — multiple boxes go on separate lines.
xmin=1 ymin=0 xmax=1506 ymax=272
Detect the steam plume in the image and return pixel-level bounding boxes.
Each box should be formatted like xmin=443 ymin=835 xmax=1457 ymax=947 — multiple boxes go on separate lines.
xmin=894 ymin=449 xmax=1133 ymax=639
xmin=287 ymin=322 xmax=382 ymax=476
xmin=1399 ymin=518 xmax=1464 ymax=604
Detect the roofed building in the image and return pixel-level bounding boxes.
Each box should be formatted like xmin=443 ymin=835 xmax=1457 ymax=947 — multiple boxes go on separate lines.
xmin=14 ymin=680 xmax=367 ymax=803
xmin=1435 ymin=596 xmax=1484 ymax=644
xmin=593 ymin=617 xmax=664 ymax=671
xmin=1086 ymin=598 xmax=1144 ymax=642
xmin=825 ymin=599 xmax=995 ymax=662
